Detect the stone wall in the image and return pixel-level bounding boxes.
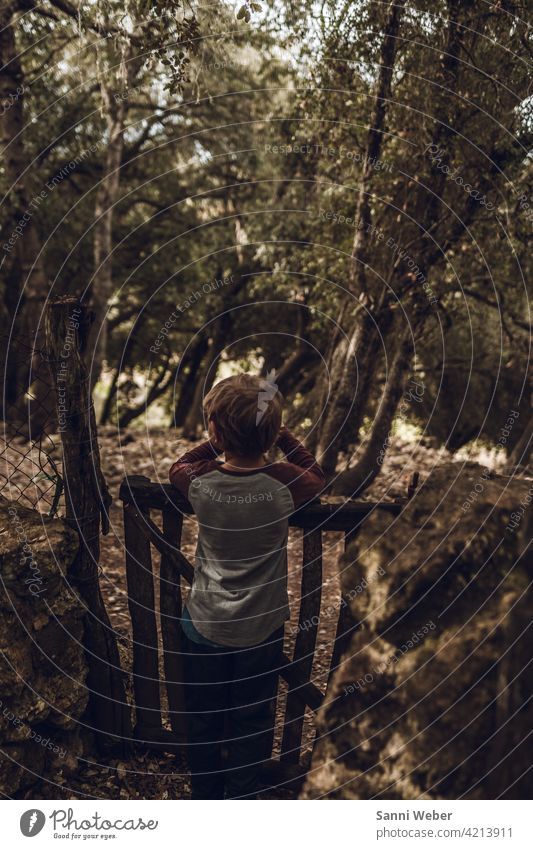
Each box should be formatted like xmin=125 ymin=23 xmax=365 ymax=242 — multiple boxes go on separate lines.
xmin=0 ymin=496 xmax=89 ymax=795
xmin=302 ymin=464 xmax=532 ymax=799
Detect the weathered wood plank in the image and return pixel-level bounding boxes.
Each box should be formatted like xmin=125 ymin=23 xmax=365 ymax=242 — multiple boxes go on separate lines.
xmin=160 ymin=505 xmax=187 ymax=739
xmin=119 ymin=477 xmax=403 ymax=530
xmin=327 ymin=528 xmax=361 ymax=688
xmin=280 ymin=656 xmax=323 ymax=711
xmin=124 ymin=503 xmax=194 ymax=583
xmin=124 ymin=504 xmax=162 ymax=731
xmin=281 ymin=529 xmax=323 ymax=763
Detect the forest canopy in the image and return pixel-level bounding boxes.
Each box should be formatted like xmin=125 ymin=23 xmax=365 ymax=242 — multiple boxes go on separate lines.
xmin=1 ymin=0 xmax=531 ymax=493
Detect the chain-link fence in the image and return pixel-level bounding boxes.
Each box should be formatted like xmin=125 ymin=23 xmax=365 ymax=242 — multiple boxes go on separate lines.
xmin=0 ymin=329 xmax=63 ymax=516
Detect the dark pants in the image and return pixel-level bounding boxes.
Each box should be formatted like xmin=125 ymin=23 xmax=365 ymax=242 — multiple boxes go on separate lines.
xmin=182 ymin=627 xmax=284 ymax=800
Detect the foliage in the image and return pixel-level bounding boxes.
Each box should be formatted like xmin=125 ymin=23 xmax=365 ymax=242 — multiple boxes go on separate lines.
xmin=1 ymin=0 xmax=531 ymax=457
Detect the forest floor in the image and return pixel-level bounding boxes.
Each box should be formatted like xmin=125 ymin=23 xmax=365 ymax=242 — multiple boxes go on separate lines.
xmin=13 ymin=426 xmax=481 ymax=800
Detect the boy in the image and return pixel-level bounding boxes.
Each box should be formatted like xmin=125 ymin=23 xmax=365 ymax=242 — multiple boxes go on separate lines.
xmin=168 ymin=373 xmax=324 ymax=799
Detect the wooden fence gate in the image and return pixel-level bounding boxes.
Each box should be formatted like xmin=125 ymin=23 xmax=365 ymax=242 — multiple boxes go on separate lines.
xmin=119 ymin=474 xmax=406 ymax=789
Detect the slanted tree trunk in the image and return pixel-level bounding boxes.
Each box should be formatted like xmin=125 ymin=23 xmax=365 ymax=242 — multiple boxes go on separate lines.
xmin=89 ymin=46 xmax=143 ymax=385
xmin=89 ymin=81 xmax=128 ymax=385
xmin=317 ymin=302 xmax=394 ymax=474
xmin=181 ymin=313 xmax=232 ymax=439
xmin=99 ymin=311 xmax=148 ymax=425
xmin=99 ymin=365 xmax=120 ymax=426
xmin=317 ymin=0 xmax=469 ymax=487
xmin=331 ymin=323 xmax=415 ymax=495
xmin=275 ymin=299 xmax=316 ymax=396
xmin=316 ymin=0 xmax=407 ymax=476
xmin=118 ymin=357 xmax=177 ymax=429
xmin=181 ymin=268 xmax=249 ymax=438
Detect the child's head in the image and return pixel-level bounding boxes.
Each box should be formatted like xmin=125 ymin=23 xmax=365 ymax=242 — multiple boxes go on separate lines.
xmin=203 ymin=373 xmax=283 ymax=457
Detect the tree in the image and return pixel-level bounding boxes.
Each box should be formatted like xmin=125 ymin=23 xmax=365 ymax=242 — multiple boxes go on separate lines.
xmin=298 ymin=0 xmax=532 ymax=490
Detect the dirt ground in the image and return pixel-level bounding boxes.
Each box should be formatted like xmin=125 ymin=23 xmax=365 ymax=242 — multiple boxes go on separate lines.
xmin=11 ymin=426 xmax=465 ymax=799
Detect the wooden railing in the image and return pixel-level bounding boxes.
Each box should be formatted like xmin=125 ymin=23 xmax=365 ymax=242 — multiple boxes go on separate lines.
xmin=118 ymin=474 xmax=406 ymax=785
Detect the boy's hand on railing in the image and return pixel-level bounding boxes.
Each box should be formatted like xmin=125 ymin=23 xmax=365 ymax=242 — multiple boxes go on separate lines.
xmin=275 ymin=425 xmax=290 ymax=446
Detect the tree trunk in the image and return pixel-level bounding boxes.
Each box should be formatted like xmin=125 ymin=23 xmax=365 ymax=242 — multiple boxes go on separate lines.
xmin=99 ymin=311 xmax=147 ymax=425
xmin=46 ymin=297 xmax=131 ymax=749
xmin=347 ymin=0 xmax=408 ymax=299
xmin=99 ymin=366 xmax=120 ymax=426
xmin=0 ymin=0 xmax=51 ymax=433
xmin=509 ymin=413 xmax=533 ymax=469
xmin=118 ymin=359 xmax=176 ymax=429
xmin=317 ymin=304 xmax=394 ymax=476
xmin=171 ymin=335 xmax=210 ymax=427
xmin=275 ymin=301 xmax=315 ymax=396
xmin=181 ymin=329 xmax=227 ymax=439
xmin=316 ymin=0 xmax=407 ymax=473
xmin=181 ymin=270 xmax=247 ymax=438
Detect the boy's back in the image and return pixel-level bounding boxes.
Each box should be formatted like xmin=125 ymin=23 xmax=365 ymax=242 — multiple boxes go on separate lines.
xmin=169 ymin=428 xmax=325 ymax=646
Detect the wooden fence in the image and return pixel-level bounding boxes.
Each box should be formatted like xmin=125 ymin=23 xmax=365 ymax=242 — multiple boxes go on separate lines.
xmin=118 ymin=474 xmax=406 ymax=786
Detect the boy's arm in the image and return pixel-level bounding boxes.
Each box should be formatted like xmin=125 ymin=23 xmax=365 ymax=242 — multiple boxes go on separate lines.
xmin=275 ymin=426 xmax=325 ymax=508
xmin=276 ymin=426 xmax=323 ymax=475
xmin=168 ymin=440 xmax=223 ymax=500
xmin=170 ymin=439 xmax=222 ymax=468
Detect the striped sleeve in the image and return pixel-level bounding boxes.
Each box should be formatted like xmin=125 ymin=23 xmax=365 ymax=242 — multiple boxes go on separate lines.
xmin=272 ymin=428 xmax=325 ymax=508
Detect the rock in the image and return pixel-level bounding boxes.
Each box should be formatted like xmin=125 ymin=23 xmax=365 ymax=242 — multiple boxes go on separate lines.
xmin=0 ymin=496 xmax=89 ymax=795
xmin=302 ymin=464 xmax=533 ymax=799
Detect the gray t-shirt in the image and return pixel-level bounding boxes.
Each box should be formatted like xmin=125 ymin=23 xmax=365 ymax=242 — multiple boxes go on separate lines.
xmin=169 ymin=431 xmax=324 ymax=646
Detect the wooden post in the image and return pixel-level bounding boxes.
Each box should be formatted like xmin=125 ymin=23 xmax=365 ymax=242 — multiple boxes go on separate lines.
xmin=45 ymin=297 xmax=131 ymax=748
xmin=159 ymin=505 xmax=187 ymax=740
xmin=327 ymin=526 xmax=361 ymax=689
xmin=281 ymin=528 xmax=323 ymax=763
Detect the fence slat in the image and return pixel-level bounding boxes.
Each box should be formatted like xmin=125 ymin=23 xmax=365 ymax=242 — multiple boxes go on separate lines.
xmin=124 ymin=504 xmax=162 ymax=731
xmin=118 ymin=478 xmax=404 ymax=524
xmin=281 ymin=528 xmax=323 ymax=763
xmin=159 ymin=505 xmax=186 ymax=740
